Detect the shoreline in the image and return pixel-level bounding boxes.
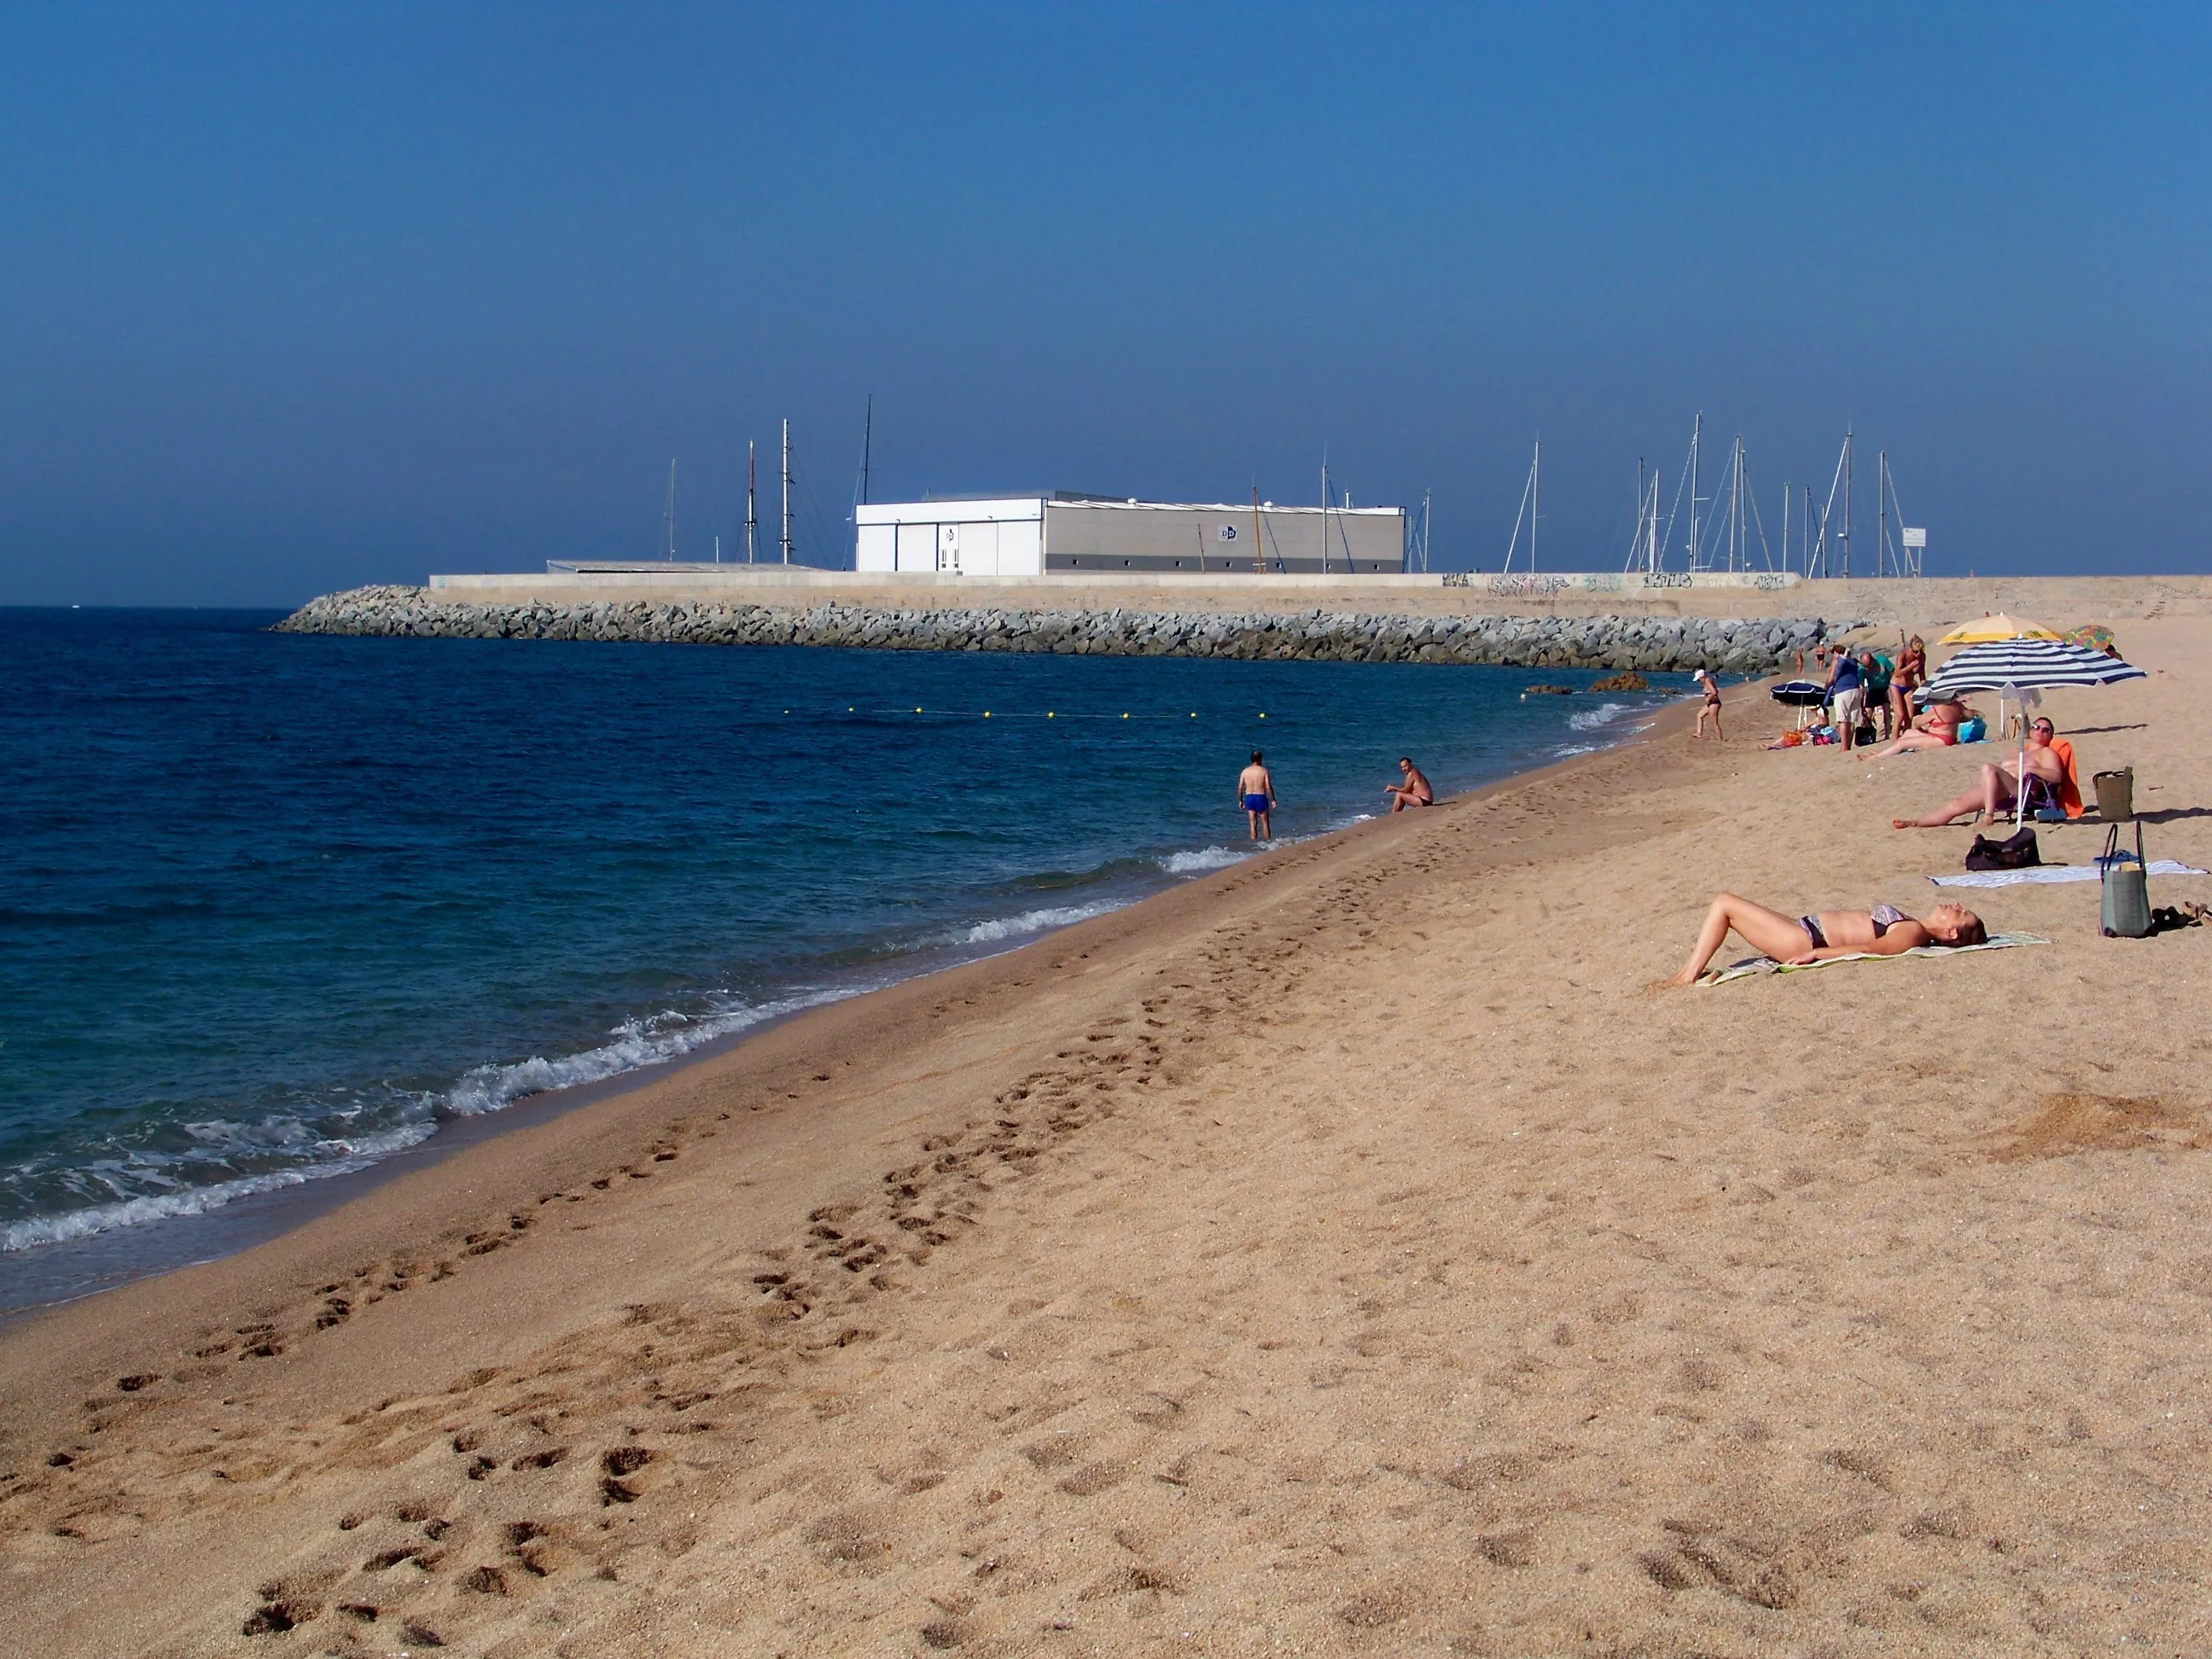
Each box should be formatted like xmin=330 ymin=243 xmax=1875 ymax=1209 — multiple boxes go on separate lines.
xmin=0 ymin=696 xmax=1694 ymax=1388
xmin=4 ymin=620 xmax=2202 ymax=1656
xmin=0 ymin=685 xmax=1681 ymax=1321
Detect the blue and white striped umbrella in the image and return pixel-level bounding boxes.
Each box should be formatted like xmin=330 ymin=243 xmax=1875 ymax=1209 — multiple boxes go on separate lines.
xmin=1923 ymin=637 xmax=2145 ymax=696
xmin=1921 ymin=637 xmax=2144 ymax=822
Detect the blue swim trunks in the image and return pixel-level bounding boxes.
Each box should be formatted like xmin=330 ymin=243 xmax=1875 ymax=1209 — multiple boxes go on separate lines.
xmin=1244 ymin=793 xmax=1271 ymax=812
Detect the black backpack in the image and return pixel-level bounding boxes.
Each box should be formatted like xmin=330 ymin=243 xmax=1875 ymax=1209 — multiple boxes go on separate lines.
xmin=1965 ymin=826 xmax=2040 ymax=871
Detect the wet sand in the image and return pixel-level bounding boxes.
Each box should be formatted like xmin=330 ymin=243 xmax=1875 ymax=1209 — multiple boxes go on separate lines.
xmin=3 ymin=616 xmax=2208 ymax=1656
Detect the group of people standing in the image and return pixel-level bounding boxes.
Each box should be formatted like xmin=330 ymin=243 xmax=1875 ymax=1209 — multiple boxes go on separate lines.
xmin=1695 ymin=636 xmax=1934 ymax=750
xmin=1815 ymin=632 xmax=1930 ymax=750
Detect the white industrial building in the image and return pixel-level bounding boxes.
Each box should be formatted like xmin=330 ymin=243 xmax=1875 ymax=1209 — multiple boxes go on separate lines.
xmin=854 ymin=492 xmax=1406 ymax=576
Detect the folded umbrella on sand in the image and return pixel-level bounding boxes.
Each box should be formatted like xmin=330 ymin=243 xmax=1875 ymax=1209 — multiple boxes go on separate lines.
xmin=1921 ymin=637 xmax=2147 ymax=821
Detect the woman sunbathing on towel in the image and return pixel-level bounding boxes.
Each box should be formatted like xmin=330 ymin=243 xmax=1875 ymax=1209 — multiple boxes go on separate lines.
xmin=1662 ymin=893 xmax=1986 ymax=987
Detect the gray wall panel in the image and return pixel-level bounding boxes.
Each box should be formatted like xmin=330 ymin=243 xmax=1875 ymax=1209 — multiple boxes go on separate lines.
xmin=1045 ymin=504 xmax=1403 ymax=574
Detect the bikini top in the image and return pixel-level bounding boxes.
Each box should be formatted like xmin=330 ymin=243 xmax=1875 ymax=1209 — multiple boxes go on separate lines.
xmin=1870 ymin=903 xmax=1906 ymax=939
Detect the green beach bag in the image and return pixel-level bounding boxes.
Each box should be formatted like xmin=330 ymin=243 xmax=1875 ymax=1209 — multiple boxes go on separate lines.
xmin=2100 ymin=822 xmax=2151 ymax=939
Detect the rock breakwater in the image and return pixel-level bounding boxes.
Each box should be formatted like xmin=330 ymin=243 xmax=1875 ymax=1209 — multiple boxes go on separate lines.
xmin=275 ymin=586 xmax=1854 ymax=672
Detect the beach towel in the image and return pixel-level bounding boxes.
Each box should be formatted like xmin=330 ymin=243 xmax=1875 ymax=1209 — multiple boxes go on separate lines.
xmin=1700 ymin=932 xmax=2047 ymax=986
xmin=1930 ymin=862 xmax=2207 ymax=889
xmin=2049 ymin=737 xmax=2086 ymax=818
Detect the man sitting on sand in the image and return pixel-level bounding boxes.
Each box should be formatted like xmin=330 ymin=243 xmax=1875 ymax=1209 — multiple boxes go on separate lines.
xmin=1892 ymin=717 xmax=2068 ymax=829
xmin=1238 ymin=750 xmax=1276 ymax=841
xmin=1384 ymin=757 xmax=1433 ymax=812
xmin=1872 ymin=694 xmax=1976 ymax=757
xmin=1663 ymin=892 xmax=1987 ymax=986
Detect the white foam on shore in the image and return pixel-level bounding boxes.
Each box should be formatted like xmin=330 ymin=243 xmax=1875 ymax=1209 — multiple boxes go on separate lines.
xmin=1160 ymin=845 xmax=1246 ymax=873
xmin=442 ymin=990 xmax=853 ymax=1118
xmin=960 ymin=903 xmax=1114 ymax=944
xmin=1568 ymin=701 xmax=1633 ymax=731
xmin=3 ymin=991 xmax=860 ymax=1254
xmin=1 ymin=1123 xmax=437 ymax=1253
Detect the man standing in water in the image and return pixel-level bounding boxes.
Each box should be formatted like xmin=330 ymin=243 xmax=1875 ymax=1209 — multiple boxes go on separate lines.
xmin=1238 ymin=750 xmax=1276 ymax=841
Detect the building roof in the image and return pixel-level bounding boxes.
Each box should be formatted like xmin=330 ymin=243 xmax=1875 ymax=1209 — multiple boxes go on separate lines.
xmin=878 ymin=493 xmax=1401 ymax=515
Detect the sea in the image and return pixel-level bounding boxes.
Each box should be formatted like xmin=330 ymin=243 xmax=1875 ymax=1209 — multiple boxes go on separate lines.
xmin=0 ymin=608 xmax=1691 ymax=1311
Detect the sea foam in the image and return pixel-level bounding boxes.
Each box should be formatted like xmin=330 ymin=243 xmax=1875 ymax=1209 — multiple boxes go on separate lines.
xmin=959 ymin=904 xmax=1113 ymax=944
xmin=441 ymin=991 xmax=851 ymax=1118
xmin=1567 ymin=701 xmax=1633 ymax=731
xmin=1160 ymin=845 xmax=1245 ymax=873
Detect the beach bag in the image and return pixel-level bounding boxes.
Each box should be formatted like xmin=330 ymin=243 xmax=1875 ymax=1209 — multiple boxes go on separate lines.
xmin=2093 ymin=767 xmax=2135 ymax=823
xmin=2101 ymin=822 xmax=2151 ymax=938
xmin=1958 ymin=716 xmax=1986 ymax=743
xmin=1854 ymin=719 xmax=1878 ymax=747
xmin=1965 ymin=827 xmax=2040 ymax=871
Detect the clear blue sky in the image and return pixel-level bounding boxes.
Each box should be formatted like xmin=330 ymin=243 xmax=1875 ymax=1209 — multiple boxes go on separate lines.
xmin=3 ymin=3 xmax=2207 ymax=603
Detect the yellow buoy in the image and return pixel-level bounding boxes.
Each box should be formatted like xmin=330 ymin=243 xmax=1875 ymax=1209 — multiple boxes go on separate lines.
xmin=984 ymin=711 xmax=992 ymax=719
xmin=1048 ymin=711 xmax=1056 ymax=719
xmin=1121 ymin=712 xmax=1128 ymax=719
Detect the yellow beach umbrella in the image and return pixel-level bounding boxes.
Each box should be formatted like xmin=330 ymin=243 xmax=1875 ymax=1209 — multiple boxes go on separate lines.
xmin=1937 ymin=613 xmax=2060 ymax=646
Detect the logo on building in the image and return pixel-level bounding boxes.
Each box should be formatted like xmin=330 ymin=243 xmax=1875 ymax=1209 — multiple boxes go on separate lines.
xmin=1218 ymin=524 xmax=1237 ymax=540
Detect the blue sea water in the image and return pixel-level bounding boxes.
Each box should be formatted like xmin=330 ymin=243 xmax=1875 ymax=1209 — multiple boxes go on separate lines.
xmin=0 ymin=608 xmax=1690 ymax=1307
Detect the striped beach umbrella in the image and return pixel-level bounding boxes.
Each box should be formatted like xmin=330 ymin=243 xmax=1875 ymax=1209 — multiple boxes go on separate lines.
xmin=1923 ymin=637 xmax=2145 ymax=697
xmin=1923 ymin=637 xmax=2145 ymax=821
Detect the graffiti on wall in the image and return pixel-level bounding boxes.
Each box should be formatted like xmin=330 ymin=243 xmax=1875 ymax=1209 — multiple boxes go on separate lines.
xmin=1487 ymin=573 xmax=1569 ymax=597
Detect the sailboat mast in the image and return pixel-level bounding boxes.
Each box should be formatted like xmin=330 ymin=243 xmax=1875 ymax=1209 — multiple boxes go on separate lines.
xmin=780 ymin=418 xmax=793 ymax=567
xmin=1530 ymin=439 xmax=1540 ymax=572
xmin=662 ymin=458 xmax=678 ymax=562
xmin=1878 ymin=449 xmax=1889 ymax=577
xmin=860 ymin=395 xmax=873 ymax=506
xmin=1319 ymin=454 xmax=1330 ymax=575
xmin=1842 ymin=428 xmax=1854 ymax=579
xmin=1725 ymin=442 xmax=1743 ymax=579
xmin=1649 ymin=466 xmax=1660 ymax=573
xmin=745 ymin=441 xmax=757 ymax=564
xmin=1687 ymin=414 xmax=1702 ymax=572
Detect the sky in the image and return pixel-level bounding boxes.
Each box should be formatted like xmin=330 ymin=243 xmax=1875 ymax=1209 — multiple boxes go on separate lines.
xmin=3 ymin=3 xmax=2208 ymax=605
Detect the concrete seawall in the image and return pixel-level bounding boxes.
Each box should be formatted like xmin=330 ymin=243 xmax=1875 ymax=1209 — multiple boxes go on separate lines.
xmin=274 ymin=585 xmax=1858 ymax=672
xmin=415 ymin=568 xmax=2212 ymax=626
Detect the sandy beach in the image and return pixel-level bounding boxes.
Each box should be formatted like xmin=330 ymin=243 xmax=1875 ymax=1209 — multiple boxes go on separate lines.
xmin=3 ymin=615 xmax=2208 ymax=1657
